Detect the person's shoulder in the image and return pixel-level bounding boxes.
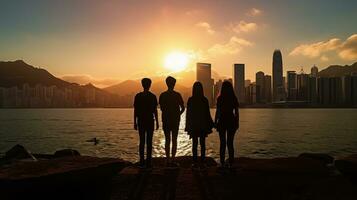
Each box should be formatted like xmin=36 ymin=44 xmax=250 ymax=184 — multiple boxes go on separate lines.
xmin=135 ymin=92 xmax=143 ymax=98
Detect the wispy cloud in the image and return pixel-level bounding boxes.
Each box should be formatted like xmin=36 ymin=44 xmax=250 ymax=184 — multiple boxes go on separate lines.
xmin=230 ymin=21 xmax=258 ymax=33
xmin=207 ymin=36 xmax=253 ymax=56
xmin=289 ymin=33 xmax=357 ymax=61
xmin=339 ymin=34 xmax=357 ymax=61
xmin=196 ymin=22 xmax=215 ymax=35
xmin=247 ymin=8 xmax=262 ymax=16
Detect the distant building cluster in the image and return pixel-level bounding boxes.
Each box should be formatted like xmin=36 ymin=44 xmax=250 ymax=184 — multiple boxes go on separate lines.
xmin=0 ymin=83 xmax=118 ymax=108
xmin=197 ymin=50 xmax=357 ymax=107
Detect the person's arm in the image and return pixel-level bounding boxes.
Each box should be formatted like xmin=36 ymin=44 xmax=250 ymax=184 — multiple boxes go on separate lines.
xmin=185 ymin=98 xmax=191 ymax=131
xmin=133 ymin=95 xmax=138 ymax=130
xmin=179 ymin=94 xmax=185 ymax=115
xmin=214 ymin=98 xmax=220 ymax=127
xmin=154 ymin=97 xmax=159 ymax=130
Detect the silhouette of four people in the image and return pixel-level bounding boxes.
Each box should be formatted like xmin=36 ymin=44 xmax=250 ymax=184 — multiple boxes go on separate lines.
xmin=134 ymin=77 xmax=239 ymax=169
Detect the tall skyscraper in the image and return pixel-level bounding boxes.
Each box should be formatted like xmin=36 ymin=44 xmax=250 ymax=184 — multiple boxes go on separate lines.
xmin=287 ymin=71 xmax=297 ymax=101
xmin=272 ymin=49 xmax=284 ymax=101
xmin=255 ymin=71 xmax=265 ymax=103
xmin=264 ymin=75 xmax=272 ymax=103
xmin=311 ymin=65 xmax=318 ymax=77
xmin=233 ymin=64 xmax=245 ymax=103
xmin=197 ymin=63 xmax=214 ymax=106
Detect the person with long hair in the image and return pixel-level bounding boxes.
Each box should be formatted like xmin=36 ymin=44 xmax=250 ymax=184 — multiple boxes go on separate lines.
xmin=214 ymin=81 xmax=239 ymax=168
xmin=185 ymin=82 xmax=214 ymax=167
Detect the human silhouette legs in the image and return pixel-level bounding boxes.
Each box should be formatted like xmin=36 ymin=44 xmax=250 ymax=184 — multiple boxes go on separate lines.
xmin=171 ymin=129 xmax=178 ymax=159
xmin=200 ymin=135 xmax=206 ymax=162
xmin=219 ymin=130 xmax=227 ymax=165
xmin=139 ymin=129 xmax=146 ymax=166
xmin=164 ymin=129 xmax=171 ymax=161
xmin=192 ymin=136 xmax=198 ymax=162
xmin=227 ymin=131 xmax=235 ymax=166
xmin=146 ymin=130 xmax=153 ymax=167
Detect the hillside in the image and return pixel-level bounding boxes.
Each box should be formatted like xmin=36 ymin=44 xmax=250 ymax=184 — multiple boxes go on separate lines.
xmin=104 ymin=79 xmax=191 ymax=98
xmin=318 ymin=62 xmax=357 ymax=77
xmin=0 ymin=60 xmax=72 ymax=88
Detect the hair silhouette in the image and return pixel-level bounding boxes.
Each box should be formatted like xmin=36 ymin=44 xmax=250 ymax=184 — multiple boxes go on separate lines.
xmin=192 ymin=81 xmax=204 ymax=97
xmin=165 ymin=76 xmax=176 ymax=90
xmin=141 ymin=78 xmax=152 ymax=90
xmin=220 ymin=81 xmax=237 ymax=102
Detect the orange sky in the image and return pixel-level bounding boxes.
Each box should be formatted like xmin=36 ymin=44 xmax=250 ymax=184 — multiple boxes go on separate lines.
xmin=0 ymin=1 xmax=356 ymax=88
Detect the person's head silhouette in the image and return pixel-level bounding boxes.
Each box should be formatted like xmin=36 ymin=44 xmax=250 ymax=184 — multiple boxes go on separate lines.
xmin=192 ymin=81 xmax=204 ymax=97
xmin=220 ymin=81 xmax=235 ymax=99
xmin=141 ymin=78 xmax=152 ymax=91
xmin=165 ymin=76 xmax=176 ymax=90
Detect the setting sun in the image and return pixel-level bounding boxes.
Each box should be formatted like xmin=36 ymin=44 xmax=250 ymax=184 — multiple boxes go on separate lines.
xmin=164 ymin=52 xmax=189 ymax=72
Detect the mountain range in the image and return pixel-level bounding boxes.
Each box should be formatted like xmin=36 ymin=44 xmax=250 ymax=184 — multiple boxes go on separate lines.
xmin=318 ymin=62 xmax=357 ymax=77
xmin=1 ymin=60 xmax=356 ymax=107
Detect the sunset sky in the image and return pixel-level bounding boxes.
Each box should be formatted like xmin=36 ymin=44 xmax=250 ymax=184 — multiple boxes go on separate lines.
xmin=1 ymin=0 xmax=356 ymax=87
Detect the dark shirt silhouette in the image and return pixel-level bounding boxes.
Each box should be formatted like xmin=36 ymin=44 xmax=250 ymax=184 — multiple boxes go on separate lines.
xmin=134 ymin=91 xmax=158 ymax=130
xmin=159 ymin=90 xmax=184 ymax=131
xmin=215 ymin=95 xmax=239 ymax=132
xmin=185 ymin=95 xmax=213 ymax=136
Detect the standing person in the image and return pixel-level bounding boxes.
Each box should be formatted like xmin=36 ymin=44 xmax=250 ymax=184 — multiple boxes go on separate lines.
xmin=159 ymin=76 xmax=185 ymax=165
xmin=134 ymin=78 xmax=159 ymax=168
xmin=185 ymin=82 xmax=213 ymax=168
xmin=214 ymin=81 xmax=239 ymax=168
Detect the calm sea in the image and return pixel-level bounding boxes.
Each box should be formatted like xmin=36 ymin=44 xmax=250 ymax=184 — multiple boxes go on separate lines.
xmin=1 ymin=108 xmax=357 ymax=162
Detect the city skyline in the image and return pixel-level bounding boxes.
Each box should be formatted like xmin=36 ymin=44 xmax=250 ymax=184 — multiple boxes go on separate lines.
xmin=0 ymin=0 xmax=356 ymax=87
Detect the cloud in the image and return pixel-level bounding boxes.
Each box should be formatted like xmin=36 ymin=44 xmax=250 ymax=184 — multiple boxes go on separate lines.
xmin=230 ymin=21 xmax=258 ymax=33
xmin=247 ymin=8 xmax=262 ymax=16
xmin=339 ymin=34 xmax=357 ymax=61
xmin=289 ymin=38 xmax=340 ymax=58
xmin=207 ymin=36 xmax=253 ymax=56
xmin=320 ymin=55 xmax=329 ymax=62
xmin=196 ymin=22 xmax=215 ymax=35
xmin=61 ymin=75 xmax=121 ymax=88
xmin=289 ymin=33 xmax=357 ymax=61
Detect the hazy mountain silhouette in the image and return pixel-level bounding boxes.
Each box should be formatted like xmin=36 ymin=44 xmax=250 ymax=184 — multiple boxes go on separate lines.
xmin=0 ymin=60 xmax=73 ymax=88
xmin=104 ymin=79 xmax=191 ymax=99
xmin=0 ymin=60 xmax=118 ymax=102
xmin=318 ymin=62 xmax=357 ymax=77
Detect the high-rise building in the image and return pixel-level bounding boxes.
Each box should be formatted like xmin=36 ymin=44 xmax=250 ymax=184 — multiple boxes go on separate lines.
xmin=197 ymin=63 xmax=214 ymax=106
xmin=255 ymin=71 xmax=265 ymax=103
xmin=311 ymin=65 xmax=318 ymax=77
xmin=297 ymin=72 xmax=309 ymax=101
xmin=264 ymin=75 xmax=272 ymax=103
xmin=329 ymin=77 xmax=343 ymax=105
xmin=287 ymin=71 xmax=297 ymax=101
xmin=307 ymin=76 xmax=318 ymax=104
xmin=318 ymin=77 xmax=330 ymax=105
xmin=245 ymin=79 xmax=251 ymax=87
xmin=233 ymin=64 xmax=245 ymax=103
xmin=272 ymin=49 xmax=284 ymax=101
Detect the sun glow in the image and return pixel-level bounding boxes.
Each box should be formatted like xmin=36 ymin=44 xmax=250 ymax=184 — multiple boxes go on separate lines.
xmin=164 ymin=52 xmax=189 ymax=72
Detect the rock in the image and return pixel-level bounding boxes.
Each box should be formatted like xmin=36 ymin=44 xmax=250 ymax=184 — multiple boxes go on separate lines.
xmin=298 ymin=153 xmax=334 ymax=165
xmin=335 ymin=154 xmax=357 ymax=183
xmin=54 ymin=149 xmax=80 ymax=158
xmin=4 ymin=144 xmax=36 ymax=161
